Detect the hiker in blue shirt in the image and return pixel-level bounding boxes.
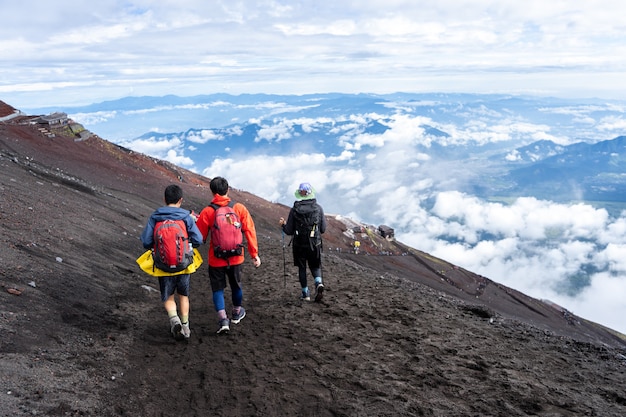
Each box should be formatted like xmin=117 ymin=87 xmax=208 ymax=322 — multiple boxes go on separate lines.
xmin=140 ymin=184 xmax=203 ymax=341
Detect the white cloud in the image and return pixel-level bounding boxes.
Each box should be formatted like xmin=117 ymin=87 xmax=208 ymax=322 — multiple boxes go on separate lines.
xmin=327 ymin=150 xmax=355 ymax=162
xmin=187 ymin=129 xmax=222 ymax=144
xmin=119 ymin=134 xmax=197 ymax=169
xmin=327 ymin=169 xmax=364 ymax=190
xmin=597 ymin=116 xmax=626 ymax=131
xmin=594 ymin=244 xmax=626 ymax=273
xmin=165 ymin=149 xmax=195 ymax=168
xmin=201 ymin=153 xmax=328 ymax=202
xmin=121 ymin=136 xmax=182 ymax=155
xmin=505 ymin=150 xmax=522 ymax=161
xmin=257 ymin=122 xmax=295 ymax=142
xmin=564 ymin=271 xmax=626 ymax=333
xmin=70 ymin=111 xmax=118 ymax=125
xmin=275 ymin=19 xmax=358 ymax=37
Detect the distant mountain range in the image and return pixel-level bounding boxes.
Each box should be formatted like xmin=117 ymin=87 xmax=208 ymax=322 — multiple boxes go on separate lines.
xmin=501 ymin=136 xmax=626 ymax=203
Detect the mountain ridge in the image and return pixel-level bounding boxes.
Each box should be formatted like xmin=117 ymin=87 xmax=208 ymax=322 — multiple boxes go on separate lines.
xmin=1 ymin=100 xmax=625 ymax=416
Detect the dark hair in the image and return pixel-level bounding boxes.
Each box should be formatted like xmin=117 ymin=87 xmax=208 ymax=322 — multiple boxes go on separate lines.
xmin=164 ymin=184 xmax=183 ymax=205
xmin=210 ymin=176 xmax=229 ymax=196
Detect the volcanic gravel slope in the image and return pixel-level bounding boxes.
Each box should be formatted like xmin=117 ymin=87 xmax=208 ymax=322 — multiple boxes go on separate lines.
xmin=1 ymin=103 xmax=625 ymax=416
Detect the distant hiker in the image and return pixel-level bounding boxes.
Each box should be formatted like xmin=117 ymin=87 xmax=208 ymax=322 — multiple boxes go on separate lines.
xmin=196 ymin=176 xmax=261 ymax=334
xmin=279 ymin=182 xmax=326 ymax=302
xmin=140 ymin=184 xmax=203 ymax=341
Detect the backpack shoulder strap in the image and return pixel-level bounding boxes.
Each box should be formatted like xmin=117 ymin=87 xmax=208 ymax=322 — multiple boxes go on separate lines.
xmin=209 ymin=201 xmax=238 ymax=229
xmin=209 ymin=201 xmax=235 ymax=211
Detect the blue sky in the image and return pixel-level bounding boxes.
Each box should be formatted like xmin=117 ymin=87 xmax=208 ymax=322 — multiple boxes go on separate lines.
xmin=2 ymin=0 xmax=626 ymax=108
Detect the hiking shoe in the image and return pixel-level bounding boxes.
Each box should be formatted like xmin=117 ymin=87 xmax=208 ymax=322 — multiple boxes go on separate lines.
xmin=314 ymin=283 xmax=324 ymax=302
xmin=231 ymin=307 xmax=246 ymax=324
xmin=300 ymin=289 xmax=310 ymax=301
xmin=170 ymin=316 xmax=184 ymax=340
xmin=181 ymin=322 xmax=191 ymax=339
xmin=216 ymin=318 xmax=230 ymax=334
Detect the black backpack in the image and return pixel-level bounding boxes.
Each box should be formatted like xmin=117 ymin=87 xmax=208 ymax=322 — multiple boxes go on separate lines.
xmin=292 ymin=200 xmax=322 ymax=250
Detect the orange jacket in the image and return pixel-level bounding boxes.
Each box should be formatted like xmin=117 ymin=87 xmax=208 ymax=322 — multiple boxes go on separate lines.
xmin=196 ymin=194 xmax=259 ymax=267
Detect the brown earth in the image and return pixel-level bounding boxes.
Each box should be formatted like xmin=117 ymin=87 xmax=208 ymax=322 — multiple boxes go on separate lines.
xmin=1 ymin=105 xmax=626 ymax=416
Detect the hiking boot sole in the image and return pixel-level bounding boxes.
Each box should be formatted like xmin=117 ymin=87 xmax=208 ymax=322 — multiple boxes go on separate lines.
xmin=231 ymin=311 xmax=246 ymax=324
xmin=314 ymin=285 xmax=324 ymax=302
xmin=172 ymin=323 xmax=185 ymax=341
xmin=181 ymin=324 xmax=191 ymax=340
xmin=216 ymin=320 xmax=230 ymax=334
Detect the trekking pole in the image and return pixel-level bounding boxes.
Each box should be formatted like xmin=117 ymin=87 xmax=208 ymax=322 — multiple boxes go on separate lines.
xmin=282 ymin=229 xmax=287 ymax=288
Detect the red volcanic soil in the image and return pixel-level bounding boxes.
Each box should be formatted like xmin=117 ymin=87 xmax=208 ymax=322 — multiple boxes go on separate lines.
xmin=1 ymin=105 xmax=625 ymax=416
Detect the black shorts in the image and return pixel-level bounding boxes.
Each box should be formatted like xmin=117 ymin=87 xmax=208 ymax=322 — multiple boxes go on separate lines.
xmin=208 ymin=263 xmax=242 ymax=292
xmin=158 ymin=274 xmax=190 ymax=302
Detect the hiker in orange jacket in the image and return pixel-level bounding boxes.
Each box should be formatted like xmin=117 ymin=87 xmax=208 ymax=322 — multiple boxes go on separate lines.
xmin=196 ymin=176 xmax=261 ymax=334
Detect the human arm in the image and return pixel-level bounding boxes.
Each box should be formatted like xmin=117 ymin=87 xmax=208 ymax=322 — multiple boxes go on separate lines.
xmin=186 ymin=215 xmax=204 ymax=247
xmin=236 ymin=203 xmax=260 ymax=260
xmin=195 ymin=206 xmax=213 ymax=243
xmin=318 ymin=204 xmax=327 ymax=234
xmin=140 ymin=217 xmax=155 ymax=249
xmin=280 ymin=208 xmax=296 ymax=235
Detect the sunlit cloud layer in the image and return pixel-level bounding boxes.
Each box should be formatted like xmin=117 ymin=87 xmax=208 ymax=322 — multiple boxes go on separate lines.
xmin=2 ymin=1 xmax=626 ymax=108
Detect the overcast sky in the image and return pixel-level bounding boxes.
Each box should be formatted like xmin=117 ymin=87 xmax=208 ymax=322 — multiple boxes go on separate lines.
xmin=2 ymin=0 xmax=626 ymax=108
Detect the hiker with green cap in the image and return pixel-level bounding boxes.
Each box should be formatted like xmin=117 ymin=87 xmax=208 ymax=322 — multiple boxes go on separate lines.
xmin=279 ymin=182 xmax=326 ymax=302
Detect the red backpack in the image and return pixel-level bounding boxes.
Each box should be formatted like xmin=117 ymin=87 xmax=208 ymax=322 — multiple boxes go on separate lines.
xmin=210 ymin=202 xmax=244 ymax=262
xmin=152 ymin=219 xmax=193 ymax=272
